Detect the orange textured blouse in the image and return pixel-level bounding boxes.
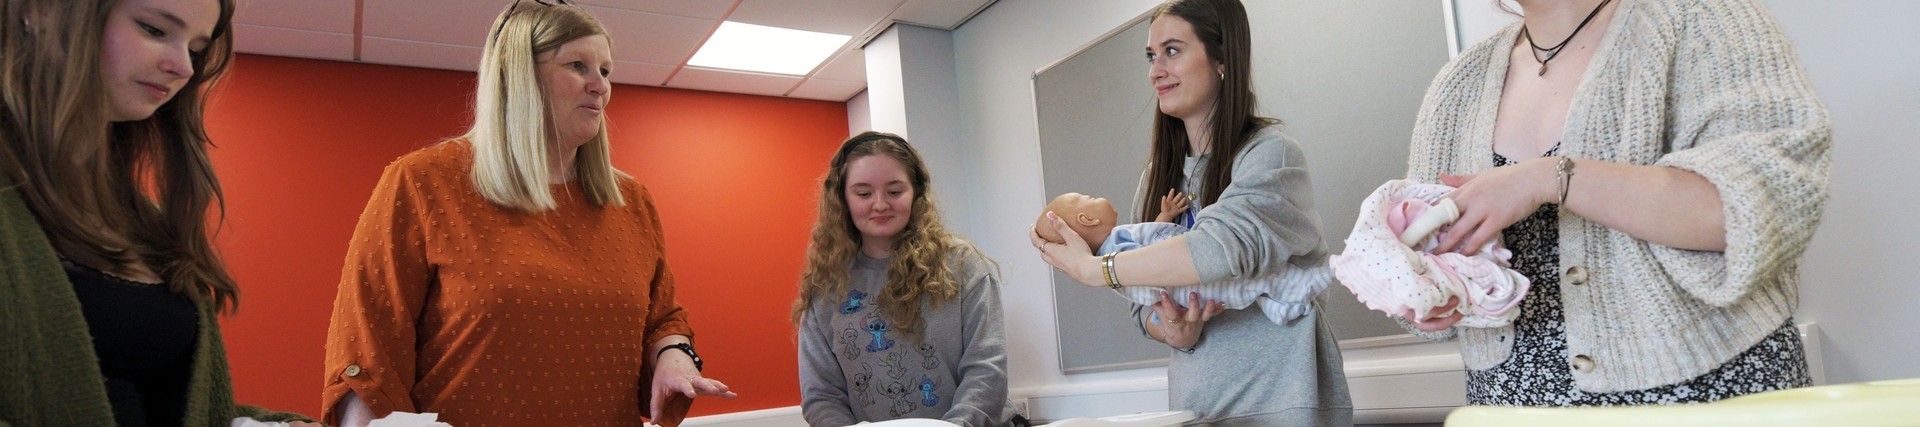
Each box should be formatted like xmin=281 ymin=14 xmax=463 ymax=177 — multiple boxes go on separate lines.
xmin=321 ymin=141 xmax=693 ymax=426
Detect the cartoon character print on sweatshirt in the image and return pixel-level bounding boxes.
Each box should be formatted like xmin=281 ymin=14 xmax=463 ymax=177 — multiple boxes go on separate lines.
xmin=916 ymin=342 xmax=940 ymax=369
xmin=850 ymin=363 xmax=875 ymax=407
xmin=841 ymin=289 xmax=868 ymax=314
xmin=863 ymin=312 xmax=895 ymax=353
xmin=880 ymin=350 xmax=910 ymax=380
xmin=919 ymin=375 xmax=941 ymax=407
xmin=881 ymin=380 xmax=916 ymax=417
xmin=838 ymin=324 xmax=864 ymax=361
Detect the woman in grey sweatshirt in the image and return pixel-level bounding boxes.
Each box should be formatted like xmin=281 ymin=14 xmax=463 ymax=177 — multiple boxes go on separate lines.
xmin=795 ymin=132 xmax=1022 ymax=427
xmin=1032 ymin=0 xmax=1352 ymax=425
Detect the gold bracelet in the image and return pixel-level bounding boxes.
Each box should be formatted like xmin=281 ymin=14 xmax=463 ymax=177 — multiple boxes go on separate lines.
xmin=1101 ymin=253 xmax=1122 ymax=289
xmin=1556 ymin=156 xmax=1576 ymax=206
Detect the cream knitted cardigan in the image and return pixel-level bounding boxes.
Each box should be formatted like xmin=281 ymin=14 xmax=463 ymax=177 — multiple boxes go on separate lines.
xmin=1403 ymin=0 xmax=1831 ymax=393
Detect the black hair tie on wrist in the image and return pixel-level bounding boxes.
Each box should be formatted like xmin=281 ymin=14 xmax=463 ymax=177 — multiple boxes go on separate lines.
xmin=658 ymin=343 xmax=702 ymax=371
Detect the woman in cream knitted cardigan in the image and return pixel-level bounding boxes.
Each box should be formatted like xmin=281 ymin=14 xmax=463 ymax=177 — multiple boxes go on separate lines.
xmin=1400 ymin=0 xmax=1831 ymax=405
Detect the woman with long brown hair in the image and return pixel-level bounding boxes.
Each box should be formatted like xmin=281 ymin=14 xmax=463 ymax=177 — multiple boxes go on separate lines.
xmin=1031 ymin=0 xmax=1351 ymax=424
xmin=0 ymin=0 xmax=312 ymax=425
xmin=794 ymin=132 xmax=1022 ymax=426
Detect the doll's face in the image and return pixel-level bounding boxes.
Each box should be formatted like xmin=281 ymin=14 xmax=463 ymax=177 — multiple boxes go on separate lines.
xmin=1036 ymin=193 xmax=1118 ymax=251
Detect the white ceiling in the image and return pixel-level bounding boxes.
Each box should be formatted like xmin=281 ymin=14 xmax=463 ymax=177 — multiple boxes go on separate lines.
xmin=229 ymin=0 xmax=996 ymax=102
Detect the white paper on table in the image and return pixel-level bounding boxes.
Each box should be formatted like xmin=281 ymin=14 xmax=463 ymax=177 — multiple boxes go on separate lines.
xmin=367 ymin=411 xmax=454 ymax=427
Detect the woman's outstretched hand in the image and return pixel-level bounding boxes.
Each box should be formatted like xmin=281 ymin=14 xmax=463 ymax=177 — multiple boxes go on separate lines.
xmin=1030 ymin=211 xmax=1104 ymax=287
xmin=648 ymin=351 xmax=736 ymax=427
xmin=1153 ymin=291 xmax=1224 ymax=349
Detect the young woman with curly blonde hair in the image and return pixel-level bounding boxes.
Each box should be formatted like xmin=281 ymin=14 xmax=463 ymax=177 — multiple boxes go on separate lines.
xmin=793 ymin=131 xmax=1022 ymax=427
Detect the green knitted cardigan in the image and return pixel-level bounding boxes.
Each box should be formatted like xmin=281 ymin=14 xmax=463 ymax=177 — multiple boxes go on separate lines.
xmin=0 ymin=176 xmax=311 ymax=426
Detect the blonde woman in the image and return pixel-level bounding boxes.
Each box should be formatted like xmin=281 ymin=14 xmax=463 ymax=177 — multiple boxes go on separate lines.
xmin=793 ymin=132 xmax=1023 ymax=427
xmin=321 ymin=1 xmax=732 ymax=426
xmin=1 ymin=0 xmax=314 ymax=425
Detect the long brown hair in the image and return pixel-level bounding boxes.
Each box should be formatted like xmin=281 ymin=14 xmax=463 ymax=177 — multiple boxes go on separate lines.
xmin=0 ymin=0 xmax=243 ymax=312
xmin=791 ymin=131 xmax=983 ymax=339
xmin=1139 ymin=0 xmax=1278 ymax=222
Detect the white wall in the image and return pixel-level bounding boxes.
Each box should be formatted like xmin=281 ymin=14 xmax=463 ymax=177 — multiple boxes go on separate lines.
xmin=863 ymin=24 xmax=980 ymax=237
xmin=863 ymin=29 xmax=908 ymax=135
xmin=948 ymin=0 xmax=1171 ymax=395
xmin=1765 ymin=0 xmax=1920 ymax=385
xmin=847 ymin=89 xmax=871 ymax=134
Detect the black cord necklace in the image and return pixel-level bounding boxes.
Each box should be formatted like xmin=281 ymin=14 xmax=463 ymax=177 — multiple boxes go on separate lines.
xmin=1519 ymin=0 xmax=1614 ymax=76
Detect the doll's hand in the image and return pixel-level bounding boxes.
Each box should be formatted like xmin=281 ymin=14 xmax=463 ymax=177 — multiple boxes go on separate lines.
xmin=1436 ymin=159 xmax=1556 ymax=255
xmin=1156 ymin=189 xmax=1191 ymax=223
xmin=1031 ymin=212 xmax=1103 ymax=287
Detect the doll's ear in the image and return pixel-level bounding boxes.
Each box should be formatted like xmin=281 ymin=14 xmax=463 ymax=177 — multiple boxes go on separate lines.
xmin=1074 ymin=212 xmax=1103 ymax=227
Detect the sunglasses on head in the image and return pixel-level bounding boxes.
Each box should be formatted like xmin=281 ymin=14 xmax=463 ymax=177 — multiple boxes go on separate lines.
xmin=492 ymin=0 xmax=573 ymax=45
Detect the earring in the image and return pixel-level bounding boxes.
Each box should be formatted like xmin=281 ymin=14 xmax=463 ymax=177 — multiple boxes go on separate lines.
xmin=1218 ymin=71 xmax=1225 ymax=80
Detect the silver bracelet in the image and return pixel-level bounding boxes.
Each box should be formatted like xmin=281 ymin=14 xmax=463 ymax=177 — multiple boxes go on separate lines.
xmin=1556 ymin=156 xmax=1576 ymax=205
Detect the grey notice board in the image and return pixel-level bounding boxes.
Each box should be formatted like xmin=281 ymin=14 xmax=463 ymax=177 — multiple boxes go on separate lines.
xmin=1034 ymin=1 xmax=1453 ymax=373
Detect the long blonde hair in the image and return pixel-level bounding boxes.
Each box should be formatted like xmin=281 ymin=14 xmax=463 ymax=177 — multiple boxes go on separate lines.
xmin=465 ymin=1 xmax=623 ymax=211
xmin=792 ymin=132 xmax=983 ymax=339
xmin=0 ymin=0 xmax=244 ymax=312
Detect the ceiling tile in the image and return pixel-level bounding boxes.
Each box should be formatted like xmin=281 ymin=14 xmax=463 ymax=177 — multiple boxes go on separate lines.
xmin=893 ymin=0 xmax=995 ymax=30
xmin=586 ymin=6 xmax=718 ymax=65
xmin=360 ymin=37 xmax=482 ymax=73
xmin=666 ymin=67 xmax=802 ymax=97
xmin=572 ymin=0 xmax=735 ymax=19
xmin=788 ymin=77 xmax=866 ymax=101
xmin=812 ymin=48 xmax=865 ymax=82
xmin=362 ymin=0 xmax=504 ymax=47
xmin=232 ymin=0 xmax=355 ymax=33
xmin=727 ymin=0 xmax=901 ymax=36
xmin=232 ymin=24 xmax=354 ymax=62
xmin=610 ymin=61 xmax=675 ymax=86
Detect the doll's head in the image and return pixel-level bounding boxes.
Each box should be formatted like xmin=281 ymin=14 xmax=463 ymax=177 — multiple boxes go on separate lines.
xmin=1036 ymin=193 xmax=1119 ymax=251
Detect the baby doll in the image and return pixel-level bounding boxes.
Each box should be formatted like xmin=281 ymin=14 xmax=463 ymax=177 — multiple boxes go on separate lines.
xmin=1329 ymin=180 xmax=1530 ymax=328
xmin=1037 ymin=191 xmax=1331 ymax=325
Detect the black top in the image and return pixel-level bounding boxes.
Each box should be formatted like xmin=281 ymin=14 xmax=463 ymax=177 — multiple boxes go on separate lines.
xmin=65 ymin=260 xmax=197 ymax=427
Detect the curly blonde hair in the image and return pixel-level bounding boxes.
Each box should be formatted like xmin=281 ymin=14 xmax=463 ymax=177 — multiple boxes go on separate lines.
xmin=791 ymin=131 xmax=981 ymax=339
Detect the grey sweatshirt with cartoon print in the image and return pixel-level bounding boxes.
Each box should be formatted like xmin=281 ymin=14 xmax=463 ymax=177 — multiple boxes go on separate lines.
xmin=797 ymin=250 xmax=1017 ymax=427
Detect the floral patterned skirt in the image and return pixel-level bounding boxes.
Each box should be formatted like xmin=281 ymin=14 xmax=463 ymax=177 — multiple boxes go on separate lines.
xmin=1464 ymin=151 xmax=1811 ymax=406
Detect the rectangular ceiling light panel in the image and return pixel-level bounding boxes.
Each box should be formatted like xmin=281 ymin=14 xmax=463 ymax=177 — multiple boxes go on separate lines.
xmin=687 ymin=21 xmax=852 ymax=76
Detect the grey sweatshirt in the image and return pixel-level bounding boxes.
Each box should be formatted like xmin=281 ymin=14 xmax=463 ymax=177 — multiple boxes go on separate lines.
xmin=1131 ymin=126 xmax=1353 ymax=425
xmin=797 ymin=250 xmax=1016 ymax=427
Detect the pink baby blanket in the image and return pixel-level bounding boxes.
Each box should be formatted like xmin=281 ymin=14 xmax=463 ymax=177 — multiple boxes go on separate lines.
xmin=1330 ymin=180 xmax=1530 ymax=328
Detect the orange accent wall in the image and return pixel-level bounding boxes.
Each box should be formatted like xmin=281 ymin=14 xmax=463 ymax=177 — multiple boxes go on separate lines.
xmin=205 ymin=54 xmax=843 ymax=418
